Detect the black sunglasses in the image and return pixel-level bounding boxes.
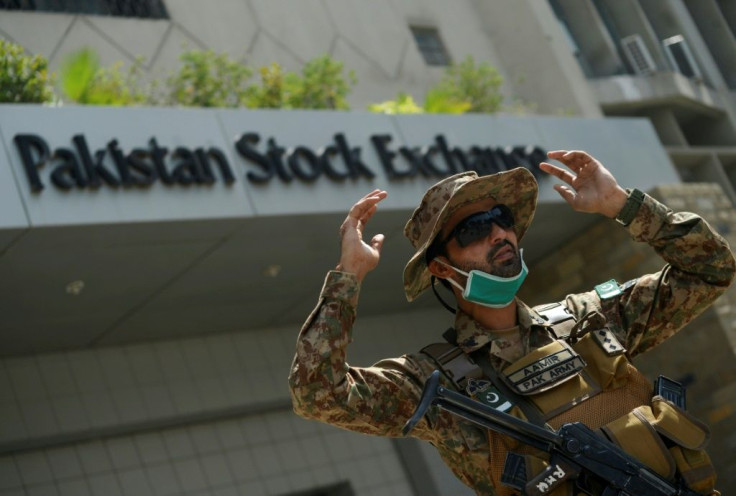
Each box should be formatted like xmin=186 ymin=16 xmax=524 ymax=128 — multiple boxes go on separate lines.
xmin=444 ymin=204 xmax=515 ymax=248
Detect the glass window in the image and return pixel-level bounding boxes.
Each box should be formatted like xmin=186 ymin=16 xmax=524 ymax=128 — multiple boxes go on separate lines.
xmin=0 ymin=0 xmax=168 ymax=19
xmin=410 ymin=26 xmax=451 ymax=66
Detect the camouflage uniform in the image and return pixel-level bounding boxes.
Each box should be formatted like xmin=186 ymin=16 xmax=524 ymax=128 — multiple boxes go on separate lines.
xmin=288 ymin=187 xmax=735 ymax=495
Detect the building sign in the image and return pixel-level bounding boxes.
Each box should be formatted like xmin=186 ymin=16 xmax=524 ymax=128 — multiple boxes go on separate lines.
xmin=14 ymin=134 xmax=235 ymax=192
xmin=13 ymin=131 xmax=546 ymax=193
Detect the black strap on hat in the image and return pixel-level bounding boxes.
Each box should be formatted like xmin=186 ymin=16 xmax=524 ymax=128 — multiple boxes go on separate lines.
xmin=431 ymin=275 xmax=457 ymax=314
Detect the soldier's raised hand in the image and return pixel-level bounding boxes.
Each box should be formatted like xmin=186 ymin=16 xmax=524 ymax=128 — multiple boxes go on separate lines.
xmin=336 ymin=189 xmax=388 ymax=282
xmin=539 ymin=150 xmax=628 ymax=219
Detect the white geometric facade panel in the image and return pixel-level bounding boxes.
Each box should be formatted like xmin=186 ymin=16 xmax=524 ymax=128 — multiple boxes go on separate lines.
xmin=0 ymin=11 xmax=73 ymax=58
xmin=331 ymin=37 xmax=416 ymax=110
xmin=147 ymin=24 xmax=209 ymax=80
xmin=163 ymin=0 xmax=258 ymax=60
xmin=249 ymin=0 xmax=336 ymax=64
xmin=47 ymin=16 xmax=138 ymax=71
xmin=83 ymin=15 xmax=171 ymax=66
xmin=247 ymin=29 xmax=309 ymax=74
xmin=323 ymin=0 xmax=414 ymax=79
xmin=391 ymin=0 xmax=503 ymax=65
xmin=393 ymin=35 xmax=435 ymax=89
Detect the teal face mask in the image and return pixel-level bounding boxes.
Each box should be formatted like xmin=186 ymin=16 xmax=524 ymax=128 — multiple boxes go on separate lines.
xmin=436 ymin=251 xmax=528 ymax=308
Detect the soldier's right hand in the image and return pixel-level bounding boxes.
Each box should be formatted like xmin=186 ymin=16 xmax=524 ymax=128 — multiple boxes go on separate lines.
xmin=336 ymin=189 xmax=388 ymax=282
xmin=540 ymin=150 xmax=628 ymax=219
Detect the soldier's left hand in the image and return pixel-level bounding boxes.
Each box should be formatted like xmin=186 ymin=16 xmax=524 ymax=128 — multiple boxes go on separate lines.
xmin=539 ymin=150 xmax=628 ymax=219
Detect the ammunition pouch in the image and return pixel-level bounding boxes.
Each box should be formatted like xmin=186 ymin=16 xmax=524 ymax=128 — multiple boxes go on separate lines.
xmin=601 ymin=396 xmax=716 ymax=495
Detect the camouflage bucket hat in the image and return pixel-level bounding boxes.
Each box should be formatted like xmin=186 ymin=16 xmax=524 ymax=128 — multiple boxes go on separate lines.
xmin=403 ymin=167 xmax=538 ymax=301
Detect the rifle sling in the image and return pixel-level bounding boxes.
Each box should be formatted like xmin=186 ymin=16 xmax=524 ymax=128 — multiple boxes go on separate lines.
xmin=470 ymin=349 xmax=551 ymax=430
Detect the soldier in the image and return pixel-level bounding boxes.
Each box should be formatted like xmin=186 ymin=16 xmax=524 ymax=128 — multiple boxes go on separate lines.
xmin=288 ymin=150 xmax=735 ymax=495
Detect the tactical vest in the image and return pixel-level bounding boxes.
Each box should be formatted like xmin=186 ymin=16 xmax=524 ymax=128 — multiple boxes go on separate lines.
xmin=421 ymin=302 xmax=717 ymax=496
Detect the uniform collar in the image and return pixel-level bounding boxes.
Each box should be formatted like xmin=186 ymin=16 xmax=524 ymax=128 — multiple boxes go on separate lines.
xmin=454 ymin=298 xmax=547 ymax=354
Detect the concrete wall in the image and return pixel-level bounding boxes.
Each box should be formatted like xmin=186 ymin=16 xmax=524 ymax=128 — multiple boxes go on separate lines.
xmin=0 ymin=0 xmax=599 ymax=115
xmin=550 ymin=0 xmax=736 ymax=209
xmin=0 ymin=306 xmax=470 ymax=496
xmin=471 ymin=0 xmax=603 ymax=117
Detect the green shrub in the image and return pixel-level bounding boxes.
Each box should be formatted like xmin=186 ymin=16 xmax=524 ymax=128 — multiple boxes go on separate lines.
xmin=368 ymin=89 xmax=471 ymax=115
xmin=14 ymin=45 xmax=357 ymax=110
xmin=164 ymin=49 xmax=252 ymax=107
xmin=246 ymin=55 xmax=356 ymax=110
xmin=59 ymin=48 xmax=149 ymax=105
xmin=285 ymin=55 xmax=356 ymax=110
xmin=368 ymin=92 xmax=425 ymax=114
xmin=0 ymin=39 xmax=55 ymax=103
xmin=245 ymin=62 xmax=286 ymax=109
xmin=432 ymin=55 xmax=503 ymax=113
xmin=367 ymin=56 xmax=505 ymax=114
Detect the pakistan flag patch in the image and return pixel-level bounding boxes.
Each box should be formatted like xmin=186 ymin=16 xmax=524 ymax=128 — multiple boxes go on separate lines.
xmin=465 ymin=378 xmax=513 ymax=412
xmin=595 ymin=279 xmax=622 ymax=299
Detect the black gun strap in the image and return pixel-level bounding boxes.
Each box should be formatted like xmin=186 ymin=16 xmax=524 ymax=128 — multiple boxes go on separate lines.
xmin=471 ymin=350 xmax=551 ymax=430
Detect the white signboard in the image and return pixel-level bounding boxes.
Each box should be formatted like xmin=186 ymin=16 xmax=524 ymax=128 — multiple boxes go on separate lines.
xmin=0 ymin=105 xmax=679 ymax=229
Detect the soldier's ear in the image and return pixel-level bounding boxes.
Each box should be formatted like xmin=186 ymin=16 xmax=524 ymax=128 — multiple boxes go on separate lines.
xmin=428 ymin=257 xmax=454 ymax=279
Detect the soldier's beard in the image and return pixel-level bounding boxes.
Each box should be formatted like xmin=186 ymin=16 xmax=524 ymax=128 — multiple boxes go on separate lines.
xmin=451 ymin=240 xmax=522 ymax=278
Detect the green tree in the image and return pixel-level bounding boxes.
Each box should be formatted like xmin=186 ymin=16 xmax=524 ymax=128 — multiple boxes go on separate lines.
xmin=59 ymin=48 xmax=149 ymax=105
xmin=165 ymin=49 xmax=252 ymax=107
xmin=0 ymin=39 xmax=55 ymax=103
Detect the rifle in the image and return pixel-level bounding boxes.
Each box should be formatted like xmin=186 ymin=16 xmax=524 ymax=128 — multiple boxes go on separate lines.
xmin=402 ymin=370 xmax=700 ymax=496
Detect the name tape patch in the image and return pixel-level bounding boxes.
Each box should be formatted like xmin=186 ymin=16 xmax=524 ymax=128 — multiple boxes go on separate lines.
xmin=506 ymin=349 xmax=586 ymax=394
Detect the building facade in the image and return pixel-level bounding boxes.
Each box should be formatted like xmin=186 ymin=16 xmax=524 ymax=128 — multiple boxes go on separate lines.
xmin=1 ymin=1 xmax=735 ymax=495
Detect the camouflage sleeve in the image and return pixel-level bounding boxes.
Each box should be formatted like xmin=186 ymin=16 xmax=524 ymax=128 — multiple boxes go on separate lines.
xmin=287 ymin=271 xmax=434 ymax=438
xmin=602 ymin=193 xmax=735 ymax=356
